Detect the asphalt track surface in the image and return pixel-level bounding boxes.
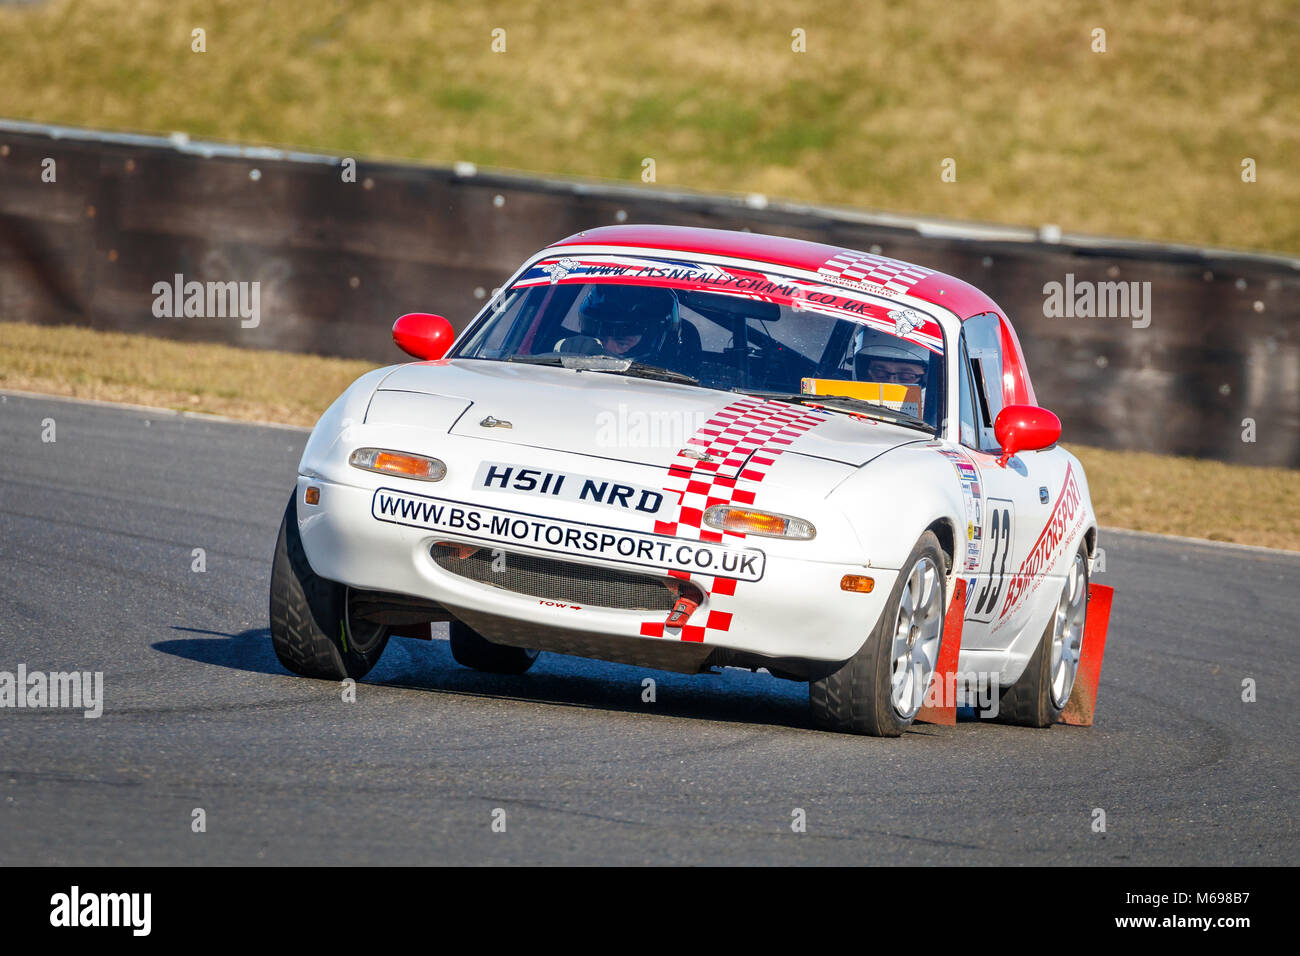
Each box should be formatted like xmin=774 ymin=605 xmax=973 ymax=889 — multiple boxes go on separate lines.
xmin=1 ymin=391 xmax=1296 ymax=865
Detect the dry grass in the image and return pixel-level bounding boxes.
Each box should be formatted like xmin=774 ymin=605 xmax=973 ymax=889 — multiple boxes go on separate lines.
xmin=1 ymin=0 xmax=1296 ymax=254
xmin=0 ymin=321 xmax=373 ymax=427
xmin=3 ymin=321 xmax=1297 ymax=550
xmin=1068 ymin=444 xmax=1300 ymax=551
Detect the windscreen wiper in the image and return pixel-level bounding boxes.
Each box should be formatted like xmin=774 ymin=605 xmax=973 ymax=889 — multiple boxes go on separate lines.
xmin=505 ymin=353 xmax=699 ymax=386
xmin=504 ymin=354 xmax=564 ymax=366
xmin=739 ymin=389 xmax=935 ymax=434
xmin=593 ymin=361 xmax=699 ymax=386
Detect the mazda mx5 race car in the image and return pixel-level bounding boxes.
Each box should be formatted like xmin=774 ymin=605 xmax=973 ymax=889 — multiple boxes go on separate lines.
xmin=269 ymin=225 xmax=1109 ymax=736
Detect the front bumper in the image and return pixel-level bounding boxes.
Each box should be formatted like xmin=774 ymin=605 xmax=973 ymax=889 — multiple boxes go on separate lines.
xmin=295 ymin=475 xmax=897 ymax=667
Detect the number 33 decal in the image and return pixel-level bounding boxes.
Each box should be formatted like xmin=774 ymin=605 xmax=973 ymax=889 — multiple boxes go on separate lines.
xmin=970 ymin=499 xmax=1014 ymax=621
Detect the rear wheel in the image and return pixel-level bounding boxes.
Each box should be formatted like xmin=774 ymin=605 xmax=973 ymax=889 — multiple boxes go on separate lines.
xmin=997 ymin=545 xmax=1089 ymax=727
xmin=448 ymin=619 xmax=539 ymax=675
xmin=809 ymin=531 xmax=947 ymax=737
xmin=269 ymin=493 xmax=390 ymax=680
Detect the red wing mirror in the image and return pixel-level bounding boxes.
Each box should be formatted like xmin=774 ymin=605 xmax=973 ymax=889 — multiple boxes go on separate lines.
xmin=393 ymin=313 xmax=454 ymax=360
xmin=993 ymin=404 xmax=1062 ymax=467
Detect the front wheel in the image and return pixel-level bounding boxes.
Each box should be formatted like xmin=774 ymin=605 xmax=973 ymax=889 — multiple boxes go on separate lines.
xmin=269 ymin=493 xmax=390 ymax=680
xmin=996 ymin=545 xmax=1089 ymax=727
xmin=809 ymin=531 xmax=948 ymax=737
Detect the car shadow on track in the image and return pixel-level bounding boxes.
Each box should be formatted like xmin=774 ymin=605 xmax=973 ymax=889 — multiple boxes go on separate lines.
xmin=153 ymin=626 xmax=951 ymax=737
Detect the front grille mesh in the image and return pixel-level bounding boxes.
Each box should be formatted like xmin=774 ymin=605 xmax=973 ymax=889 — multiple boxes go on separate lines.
xmin=430 ymin=544 xmax=677 ymax=611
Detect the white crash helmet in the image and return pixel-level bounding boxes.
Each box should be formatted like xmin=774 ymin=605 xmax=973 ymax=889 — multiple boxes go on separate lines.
xmin=853 ymin=326 xmax=932 ymax=381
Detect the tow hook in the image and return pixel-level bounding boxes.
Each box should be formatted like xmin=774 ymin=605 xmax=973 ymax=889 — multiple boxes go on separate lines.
xmin=665 ymin=595 xmax=701 ymax=629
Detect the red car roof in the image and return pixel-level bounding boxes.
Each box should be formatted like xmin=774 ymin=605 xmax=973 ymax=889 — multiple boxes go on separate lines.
xmin=548 ymin=224 xmax=1005 ymax=322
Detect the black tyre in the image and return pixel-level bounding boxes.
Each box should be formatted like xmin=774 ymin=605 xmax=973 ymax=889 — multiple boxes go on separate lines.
xmin=448 ymin=619 xmax=538 ymax=675
xmin=269 ymin=493 xmax=390 ymax=680
xmin=810 ymin=531 xmax=948 ymax=737
xmin=996 ymin=544 xmax=1090 ymax=727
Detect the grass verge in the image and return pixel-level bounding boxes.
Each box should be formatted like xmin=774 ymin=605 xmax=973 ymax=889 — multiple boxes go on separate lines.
xmin=0 ymin=321 xmax=371 ymax=428
xmin=2 ymin=321 xmax=1297 ymax=550
xmin=0 ymin=0 xmax=1297 ymax=255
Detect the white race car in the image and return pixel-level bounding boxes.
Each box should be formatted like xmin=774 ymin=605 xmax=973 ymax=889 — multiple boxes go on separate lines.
xmin=270 ymin=225 xmax=1105 ymax=736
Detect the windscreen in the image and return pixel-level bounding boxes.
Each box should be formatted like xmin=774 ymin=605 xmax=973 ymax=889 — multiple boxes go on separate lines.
xmin=454 ymin=254 xmax=946 ymax=428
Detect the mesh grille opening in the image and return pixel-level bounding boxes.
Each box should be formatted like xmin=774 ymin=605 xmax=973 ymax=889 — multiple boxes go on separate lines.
xmin=430 ymin=543 xmax=681 ymax=611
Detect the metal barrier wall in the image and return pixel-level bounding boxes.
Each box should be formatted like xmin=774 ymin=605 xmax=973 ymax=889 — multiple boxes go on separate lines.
xmin=2 ymin=120 xmax=1297 ymax=465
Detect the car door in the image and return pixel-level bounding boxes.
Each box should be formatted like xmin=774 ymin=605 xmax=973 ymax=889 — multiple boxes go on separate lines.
xmin=954 ymin=313 xmax=1059 ymax=652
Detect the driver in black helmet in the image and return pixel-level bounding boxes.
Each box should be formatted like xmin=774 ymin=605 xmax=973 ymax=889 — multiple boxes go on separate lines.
xmin=576 ymin=285 xmax=680 ymax=361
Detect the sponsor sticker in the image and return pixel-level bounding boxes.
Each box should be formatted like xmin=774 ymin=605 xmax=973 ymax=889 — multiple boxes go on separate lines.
xmin=939 ymin=447 xmax=984 ymax=571
xmin=998 ymin=465 xmax=1085 ymax=622
xmin=514 ymin=254 xmax=945 ymax=353
xmin=371 ymin=488 xmax=766 ymax=582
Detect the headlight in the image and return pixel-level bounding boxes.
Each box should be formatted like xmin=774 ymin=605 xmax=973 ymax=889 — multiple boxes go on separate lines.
xmin=702 ymin=505 xmax=816 ymax=540
xmin=349 ymin=447 xmax=447 ymax=481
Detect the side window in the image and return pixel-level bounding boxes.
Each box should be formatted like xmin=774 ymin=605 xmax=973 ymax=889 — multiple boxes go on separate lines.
xmin=958 ymin=340 xmax=979 ymax=449
xmin=961 ymin=313 xmax=1005 ymax=453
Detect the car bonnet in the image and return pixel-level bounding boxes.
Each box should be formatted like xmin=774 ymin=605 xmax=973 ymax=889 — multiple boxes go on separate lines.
xmin=368 ymin=359 xmax=926 ymax=474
